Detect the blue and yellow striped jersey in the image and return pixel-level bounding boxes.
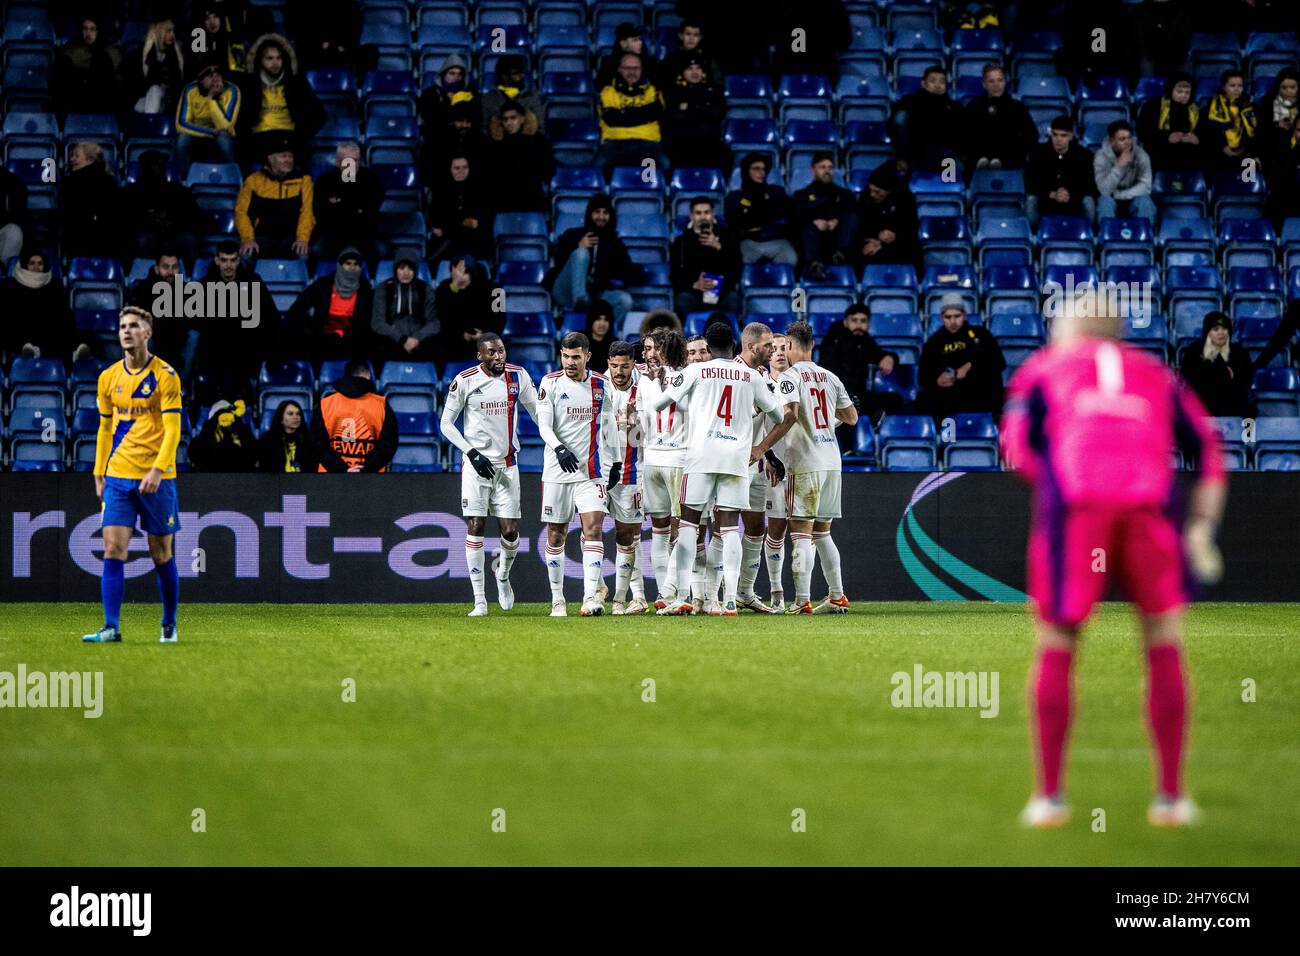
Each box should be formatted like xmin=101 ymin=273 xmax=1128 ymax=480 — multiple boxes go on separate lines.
xmin=95 ymin=355 xmax=183 ymax=480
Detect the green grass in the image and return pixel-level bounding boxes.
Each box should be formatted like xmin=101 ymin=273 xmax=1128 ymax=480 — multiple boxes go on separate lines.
xmin=1 ymin=602 xmax=1296 ymax=866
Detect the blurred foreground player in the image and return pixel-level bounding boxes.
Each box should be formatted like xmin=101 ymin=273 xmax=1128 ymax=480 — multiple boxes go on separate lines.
xmin=1001 ymin=299 xmax=1226 ymax=829
xmin=83 ymin=306 xmax=183 ymax=644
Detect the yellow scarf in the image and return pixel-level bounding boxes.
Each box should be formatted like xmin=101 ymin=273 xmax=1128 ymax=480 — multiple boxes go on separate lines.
xmin=1157 ymin=97 xmax=1198 ymax=132
xmin=1208 ymin=94 xmax=1256 ymax=147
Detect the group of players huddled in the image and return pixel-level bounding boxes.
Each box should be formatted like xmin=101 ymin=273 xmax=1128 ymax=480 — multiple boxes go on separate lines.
xmin=438 ymin=319 xmax=857 ymax=618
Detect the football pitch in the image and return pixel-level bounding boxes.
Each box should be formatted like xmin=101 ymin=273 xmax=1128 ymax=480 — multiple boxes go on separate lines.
xmin=2 ymin=602 xmax=1296 ymax=867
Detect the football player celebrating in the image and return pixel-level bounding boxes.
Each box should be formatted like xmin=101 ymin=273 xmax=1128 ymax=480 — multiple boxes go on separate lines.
xmin=638 ymin=329 xmax=689 ymax=608
xmin=440 ymin=333 xmax=539 ymax=616
xmin=605 ymin=341 xmax=650 ymax=614
xmin=763 ymin=334 xmax=796 ymax=610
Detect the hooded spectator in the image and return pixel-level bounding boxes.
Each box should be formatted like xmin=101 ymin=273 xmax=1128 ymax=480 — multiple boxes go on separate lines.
xmin=1093 ymin=120 xmax=1156 ymax=224
xmin=662 ymin=54 xmax=729 ymax=173
xmin=597 ymin=23 xmax=662 ymax=88
xmin=1262 ymin=68 xmax=1300 ymax=169
xmin=638 ymin=308 xmax=683 ymax=340
xmin=670 ymin=196 xmax=742 ymax=315
xmin=434 ymin=254 xmax=501 ymax=361
xmin=175 ymin=64 xmax=241 ymax=174
xmin=58 ymin=142 xmax=120 ymax=259
xmin=235 ymin=138 xmax=315 ymax=259
xmin=855 ymin=162 xmax=920 ymax=269
xmin=1202 ymin=69 xmax=1259 ymax=171
xmin=725 ymin=152 xmax=797 ymax=266
xmin=546 ymin=194 xmax=635 ymax=326
xmin=597 ymin=51 xmax=668 ymax=178
xmin=189 ymin=399 xmax=259 ymax=472
xmin=122 ymin=150 xmax=201 ymax=264
xmin=53 ymin=15 xmax=123 ymax=119
xmin=893 ymin=66 xmax=965 ymax=175
xmin=586 ymin=300 xmax=617 ymax=372
xmin=285 ymin=0 xmax=366 ymax=73
xmin=428 ymin=153 xmax=494 ymax=262
xmin=371 ymin=249 xmax=440 ymax=361
xmin=486 ymin=100 xmax=556 ymax=214
xmin=819 ymin=302 xmax=901 ymax=430
xmin=1024 ymin=116 xmax=1097 ymax=227
xmin=657 ymin=19 xmax=724 ymax=91
xmin=1180 ymin=311 xmax=1256 ymax=418
xmin=480 ymin=54 xmax=546 ymax=135
xmin=1137 ymin=73 xmax=1203 ymax=173
xmin=135 ymin=18 xmax=185 ymax=115
xmin=419 ymin=53 xmax=475 ymax=138
xmin=235 ymin=33 xmax=326 ymax=163
xmin=311 ymin=142 xmax=386 ymax=263
xmin=188 ymin=4 xmax=246 ymax=77
xmin=258 ymin=399 xmax=319 ymax=472
xmin=919 ymin=295 xmax=1006 ymax=422
xmin=963 ymin=64 xmax=1037 ymax=171
xmin=423 ymin=98 xmax=490 ymax=180
xmin=0 ymin=249 xmax=82 ymax=364
xmin=289 ymin=246 xmax=374 ymax=362
xmin=794 ymin=152 xmax=858 ymax=280
xmin=0 ymin=164 xmax=27 ymax=264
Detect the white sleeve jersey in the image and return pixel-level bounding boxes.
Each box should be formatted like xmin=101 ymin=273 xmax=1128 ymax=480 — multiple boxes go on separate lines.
xmin=763 ymin=368 xmax=802 ymax=462
xmin=637 ymin=368 xmax=688 ymax=468
xmin=784 ymin=360 xmax=855 ymax=473
xmin=536 ymin=369 xmax=615 ymax=483
xmin=442 ymin=363 xmax=538 ymax=466
xmin=606 ymin=370 xmax=644 ymax=486
xmin=653 ymin=358 xmax=782 ymax=477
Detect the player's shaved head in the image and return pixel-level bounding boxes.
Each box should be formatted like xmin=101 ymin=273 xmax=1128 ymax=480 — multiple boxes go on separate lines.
xmin=477 ymin=333 xmax=506 ymax=373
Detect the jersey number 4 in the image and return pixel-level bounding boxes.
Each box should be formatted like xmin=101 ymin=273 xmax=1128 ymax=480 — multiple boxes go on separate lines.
xmin=716 ymin=386 xmax=734 ymax=426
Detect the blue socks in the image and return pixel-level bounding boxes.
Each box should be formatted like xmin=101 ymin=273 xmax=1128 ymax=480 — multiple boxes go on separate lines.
xmin=101 ymin=558 xmax=125 ymax=630
xmin=156 ymin=557 xmax=179 ymax=629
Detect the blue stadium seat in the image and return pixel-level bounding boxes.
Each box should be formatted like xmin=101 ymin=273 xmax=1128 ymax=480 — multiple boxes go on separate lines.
xmin=683 ymin=311 xmax=739 ymax=340
xmin=1098 ymin=217 xmax=1155 ymax=269
xmin=968 ymin=169 xmax=1026 ymax=223
xmin=1236 ymin=317 xmax=1284 ymax=366
xmin=379 ymin=361 xmax=439 ymax=397
xmin=494 ymin=211 xmax=549 ymax=261
xmin=908 ymin=172 xmax=965 ymax=219
xmin=974 ymin=217 xmax=1032 ymax=271
xmin=1015 ymin=75 xmax=1071 ymax=113
xmin=776 ymin=73 xmax=833 ymax=124
xmin=548 ymin=118 xmax=600 ymax=165
xmin=1158 ymin=217 xmax=1216 ymax=267
xmin=390 ymin=444 xmax=443 ymax=473
xmin=836 ymin=74 xmax=891 ymax=124
xmin=259 ymin=360 xmax=314 ymax=390
xmin=497 ymin=261 xmax=550 ymax=312
xmin=1211 ymin=171 xmax=1267 ymax=223
xmin=1166 ymin=265 xmax=1223 ymax=324
xmin=1218 ymin=218 xmax=1277 ymax=270
xmin=941 ymin=412 xmax=1000 ymax=471
xmin=870 ymin=314 xmax=925 ymax=365
xmin=724 ymin=118 xmax=780 ymax=158
xmin=502 ymin=311 xmax=555 ymax=343
xmin=877 ymin=414 xmax=937 ymax=471
xmin=983 ymin=265 xmax=1038 ymax=315
xmin=1227 ymin=266 xmax=1284 ymax=321
xmin=617 ymin=215 xmax=670 ymax=261
xmin=255 ymin=259 xmax=309 ymax=293
xmin=842 ymin=120 xmax=893 ymax=174
xmin=922 ymin=264 xmax=979 ymax=315
xmin=1253 ymin=417 xmax=1300 ymax=471
xmin=1122 ymin=313 xmax=1170 ymax=360
xmin=870 ymin=362 xmax=920 ymax=407
xmin=1036 ymin=215 xmax=1093 ymax=268
xmin=1208 ymin=417 xmax=1250 ymax=471
xmin=364 ymin=115 xmax=419 ymax=165
xmin=861 ymin=264 xmax=919 ymax=315
xmin=1152 ymin=171 xmax=1208 ymax=218
xmin=2 ymin=111 xmax=57 ymax=164
xmin=1252 ymin=367 xmax=1300 ymax=417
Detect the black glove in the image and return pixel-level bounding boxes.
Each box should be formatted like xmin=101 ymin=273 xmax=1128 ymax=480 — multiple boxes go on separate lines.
xmin=467 ymin=448 xmax=495 ymax=479
xmin=554 ymin=444 xmax=580 ymax=473
xmin=764 ymin=450 xmax=786 ymax=482
xmin=608 ymin=461 xmax=622 ymax=485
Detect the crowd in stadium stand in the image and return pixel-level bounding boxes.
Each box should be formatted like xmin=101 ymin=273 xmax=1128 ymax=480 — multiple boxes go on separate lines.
xmin=2 ymin=1 xmax=1300 ymax=473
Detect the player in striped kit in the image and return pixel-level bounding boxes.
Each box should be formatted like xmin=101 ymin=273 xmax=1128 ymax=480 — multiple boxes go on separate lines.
xmin=683 ymin=333 xmax=713 ymax=610
xmin=638 ymin=328 xmax=689 ymax=608
xmin=781 ymin=320 xmax=859 ymax=614
xmin=536 ymin=332 xmax=618 ymax=617
xmin=762 ymin=334 xmax=796 ymax=611
xmin=604 ymin=341 xmax=650 ymax=614
xmin=439 ymin=333 xmax=540 ymax=617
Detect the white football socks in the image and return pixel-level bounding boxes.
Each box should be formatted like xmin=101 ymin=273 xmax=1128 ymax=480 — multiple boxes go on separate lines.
xmin=675 ymin=521 xmax=701 ymax=599
xmin=690 ymin=529 xmax=707 ymax=599
xmin=497 ymin=533 xmax=519 ymax=581
xmin=582 ymin=538 xmax=604 ymax=603
xmin=719 ymin=525 xmax=742 ymax=606
xmin=704 ymin=532 xmax=724 ymax=604
xmin=630 ymin=537 xmax=646 ymax=601
xmin=545 ymin=541 xmax=566 ymax=603
xmin=614 ymin=543 xmax=636 ymax=603
xmin=738 ymin=533 xmax=764 ymax=599
xmin=466 ymin=535 xmax=486 ymax=604
xmin=651 ymin=526 xmax=671 ymax=597
xmin=791 ymin=532 xmax=815 ymax=606
xmin=813 ymin=530 xmax=844 ymax=599
xmin=764 ymin=533 xmax=786 ymax=601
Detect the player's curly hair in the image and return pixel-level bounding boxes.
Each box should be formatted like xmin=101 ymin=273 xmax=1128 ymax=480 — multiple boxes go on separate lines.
xmin=650 ymin=328 xmax=687 ymax=369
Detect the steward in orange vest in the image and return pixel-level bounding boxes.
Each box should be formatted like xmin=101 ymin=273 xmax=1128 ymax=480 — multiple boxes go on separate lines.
xmin=310 ymin=361 xmax=399 ymax=472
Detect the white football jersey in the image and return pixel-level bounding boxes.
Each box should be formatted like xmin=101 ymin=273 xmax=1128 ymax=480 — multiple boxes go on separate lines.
xmin=606 ymin=369 xmax=643 ymax=487
xmin=650 ymin=358 xmax=783 ymax=476
xmin=637 ymin=367 xmax=688 ymax=468
xmin=440 ymin=363 xmax=539 ymax=466
xmin=536 ymin=369 xmax=617 ymax=483
xmin=784 ymin=360 xmax=854 ymax=473
xmin=760 ymin=368 xmax=802 ymax=464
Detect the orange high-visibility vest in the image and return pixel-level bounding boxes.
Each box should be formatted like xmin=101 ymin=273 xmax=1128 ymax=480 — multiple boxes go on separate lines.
xmin=317 ymin=390 xmax=388 ymax=472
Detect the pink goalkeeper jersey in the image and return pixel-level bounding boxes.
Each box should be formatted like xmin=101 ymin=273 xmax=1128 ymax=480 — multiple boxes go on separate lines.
xmin=1001 ymin=338 xmax=1226 ymax=507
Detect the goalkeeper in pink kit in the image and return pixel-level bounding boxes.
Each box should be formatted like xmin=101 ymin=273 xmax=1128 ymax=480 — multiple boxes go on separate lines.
xmin=1000 ymin=303 xmax=1227 ymax=829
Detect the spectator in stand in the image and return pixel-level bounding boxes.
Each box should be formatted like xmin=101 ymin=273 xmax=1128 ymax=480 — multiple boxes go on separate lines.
xmin=658 ymin=19 xmax=724 ymax=91
xmin=1137 ymin=73 xmax=1203 ymax=173
xmin=189 ymin=400 xmax=259 ymax=472
xmin=312 ymin=359 xmax=399 ymax=472
xmin=371 ymin=249 xmax=440 ymax=362
xmin=638 ymin=308 xmax=683 ymax=341
xmin=1094 ymin=120 xmax=1156 ymax=224
xmin=670 ymin=196 xmax=742 ymax=315
xmin=0 ymin=249 xmax=83 ymax=364
xmin=175 ymin=64 xmax=240 ymax=174
xmin=285 ymin=0 xmax=367 ymax=73
xmin=418 ymin=54 xmax=474 ymax=140
xmin=53 ymin=15 xmax=123 ymax=120
xmin=546 ymin=194 xmax=635 ymax=328
xmin=188 ymin=5 xmax=246 ymax=77
xmin=1180 ymin=311 xmax=1256 ymax=418
xmin=434 ymin=255 xmax=501 ymax=361
xmin=820 ymin=302 xmax=900 ymax=432
xmin=135 ymin=18 xmax=185 ymax=115
xmin=128 ymin=248 xmax=185 ymax=365
xmin=1261 ymin=69 xmax=1299 ymax=168
xmin=194 ymin=241 xmax=282 ymax=403
xmin=662 ymin=55 xmax=730 ymax=173
xmin=1202 ymin=69 xmax=1259 ymax=172
xmin=919 ymin=294 xmax=1006 ymax=423
xmin=58 ymin=142 xmax=120 ymax=259
xmin=893 ymin=66 xmax=965 ymax=176
xmin=428 ymin=153 xmax=494 ymax=262
xmin=854 ymin=161 xmax=920 ymax=270
xmin=479 ymin=55 xmax=546 ymax=135
xmin=726 ymin=153 xmax=797 ymax=266
xmin=122 ymin=150 xmax=201 ymax=265
xmin=423 ymin=99 xmax=489 ymax=181
xmin=311 ymin=142 xmax=385 ymax=263
xmin=486 ymin=101 xmax=556 ymax=214
xmin=586 ymin=300 xmax=616 ymax=372
xmin=963 ymin=64 xmax=1037 ymax=172
xmin=0 ymin=164 xmax=27 ymax=264
xmin=288 ymin=247 xmax=374 ymax=363
xmin=793 ymin=152 xmax=857 ymax=280
xmin=235 ymin=139 xmax=315 ymax=260
xmin=596 ymin=52 xmax=668 ymax=178
xmin=258 ymin=399 xmax=319 ymax=472
xmin=597 ymin=23 xmax=661 ymax=89
xmin=235 ymin=33 xmax=326 ymax=164
xmin=1024 ymin=116 xmax=1096 ymax=228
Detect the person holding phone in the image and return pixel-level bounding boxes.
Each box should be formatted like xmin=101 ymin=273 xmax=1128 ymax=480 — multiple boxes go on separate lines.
xmin=544 ymin=194 xmax=635 ymax=330
xmin=670 ymin=197 xmax=741 ymax=316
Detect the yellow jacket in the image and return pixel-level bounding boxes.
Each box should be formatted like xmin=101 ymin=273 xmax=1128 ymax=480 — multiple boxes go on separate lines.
xmin=176 ymin=81 xmax=240 ymax=138
xmin=598 ymin=80 xmax=664 ymax=142
xmin=234 ymin=169 xmax=315 ymax=244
